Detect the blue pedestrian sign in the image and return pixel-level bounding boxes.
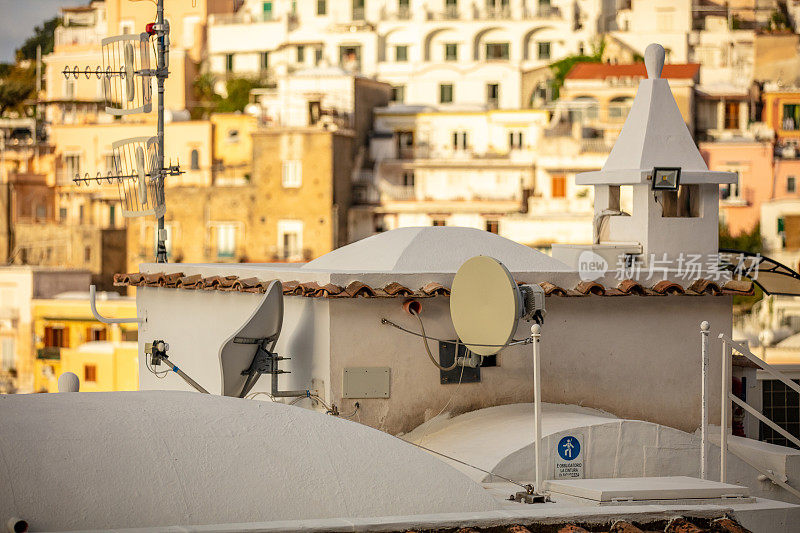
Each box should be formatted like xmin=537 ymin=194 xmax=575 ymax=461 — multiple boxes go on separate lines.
xmin=554 ymin=434 xmax=584 ymax=479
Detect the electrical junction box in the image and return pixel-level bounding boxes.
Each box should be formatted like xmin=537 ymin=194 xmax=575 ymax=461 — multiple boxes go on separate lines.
xmin=343 ymin=367 xmax=391 ymax=399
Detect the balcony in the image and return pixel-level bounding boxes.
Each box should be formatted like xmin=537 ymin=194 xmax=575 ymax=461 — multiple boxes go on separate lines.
xmin=426 ymin=6 xmax=460 ymax=20
xmin=378 ymin=179 xmax=416 ymax=201
xmin=54 ymin=26 xmax=103 ymax=49
xmin=210 ymin=12 xmax=282 ymax=25
xmin=37 ymin=347 xmax=61 ymax=360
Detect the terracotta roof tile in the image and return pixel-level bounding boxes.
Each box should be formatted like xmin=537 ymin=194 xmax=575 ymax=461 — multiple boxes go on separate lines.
xmin=722 ymin=279 xmax=754 ymax=295
xmin=143 ymin=272 xmax=166 ymax=287
xmin=610 ymin=521 xmax=644 ymax=533
xmin=665 ymin=517 xmax=705 ymax=533
xmin=566 ymin=62 xmax=700 ymax=80
xmin=539 ymin=281 xmax=567 ymax=296
xmin=177 ymin=274 xmax=203 ymax=289
xmin=345 ymin=281 xmax=376 ymax=297
xmin=383 ymin=282 xmax=414 ymax=296
xmin=575 ymin=280 xmax=605 ymax=295
xmin=313 ymin=283 xmax=344 ymax=297
xmin=421 ymin=282 xmax=450 ymax=296
xmin=651 ymin=280 xmax=685 ymax=295
xmin=112 ymin=273 xmax=736 ymax=301
xmin=617 ymin=279 xmax=646 ymax=295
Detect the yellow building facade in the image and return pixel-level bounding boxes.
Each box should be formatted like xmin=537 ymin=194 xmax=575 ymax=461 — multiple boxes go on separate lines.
xmin=32 ymin=296 xmax=139 ymax=392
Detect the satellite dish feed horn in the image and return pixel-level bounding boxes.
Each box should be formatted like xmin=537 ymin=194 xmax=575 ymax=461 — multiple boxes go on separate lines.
xmin=450 ymin=256 xmax=545 ymax=356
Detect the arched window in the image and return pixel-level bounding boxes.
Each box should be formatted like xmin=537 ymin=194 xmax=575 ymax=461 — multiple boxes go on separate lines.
xmin=190 ymin=149 xmax=199 ymax=170
xmin=608 ymin=96 xmax=633 ymax=122
xmin=569 ymin=96 xmax=599 ymax=123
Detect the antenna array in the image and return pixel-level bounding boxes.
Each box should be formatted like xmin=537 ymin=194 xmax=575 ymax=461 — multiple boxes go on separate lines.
xmin=62 ymin=0 xmax=179 ymax=262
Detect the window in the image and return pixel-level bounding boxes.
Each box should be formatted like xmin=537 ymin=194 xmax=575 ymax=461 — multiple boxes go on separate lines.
xmin=724 ymin=101 xmax=740 ymax=130
xmin=445 ymin=0 xmax=458 ymax=17
xmin=487 ymin=83 xmax=499 ymax=107
xmin=509 ymin=131 xmax=523 ymax=149
xmin=262 ymin=1 xmax=273 ymax=21
xmin=282 ymin=160 xmax=302 ymax=187
xmin=44 ymin=326 xmax=69 ymax=348
xmin=789 ymin=176 xmax=797 ymax=193
xmin=352 ymin=0 xmax=365 ymax=20
xmin=315 ymin=47 xmax=323 ymax=65
xmin=317 ymin=0 xmax=327 ymax=15
xmin=485 ymin=42 xmax=509 ymax=60
xmin=432 ymin=219 xmax=446 ymax=226
xmin=395 ymin=45 xmax=408 ymax=62
xmin=87 ymin=327 xmax=106 ymax=342
xmin=35 ymin=204 xmax=46 ymax=219
xmin=109 ymin=205 xmax=115 ymax=227
xmin=1 ymin=338 xmax=15 ymax=371
xmin=226 ymin=129 xmax=240 ymax=143
xmin=452 ymin=131 xmax=468 ymax=150
xmin=278 ymin=220 xmax=304 ymax=260
xmin=297 ymin=45 xmax=305 ymax=63
xmin=339 ymin=45 xmax=361 ymax=72
xmin=397 ymin=131 xmax=414 ymax=158
xmin=537 ymin=41 xmax=551 ymax=60
xmin=183 ymin=15 xmax=201 ymax=48
xmin=608 ymin=96 xmax=633 ymax=121
xmin=84 ymin=364 xmax=97 ymax=383
xmin=485 ymin=220 xmax=499 ymax=234
xmin=391 ymin=85 xmax=405 ymax=103
xmin=64 ymin=78 xmax=76 ymax=99
xmin=84 ymin=245 xmax=92 ymax=262
xmin=59 ymin=207 xmax=68 ymax=221
xmin=225 ymin=54 xmax=234 ymax=73
xmin=783 ymin=104 xmax=800 ymax=131
xmin=79 ymin=205 xmax=85 ymax=224
xmin=260 ymin=51 xmax=270 ymax=70
xmin=439 ymin=83 xmax=453 ymax=104
xmin=120 ymin=19 xmax=135 ymax=34
xmin=402 ymin=171 xmax=415 ymax=187
xmin=190 ymin=149 xmax=200 ymax=170
xmin=551 ymin=174 xmax=566 ymax=198
xmin=65 ymin=153 xmax=81 ymax=179
xmin=104 ymin=152 xmax=120 ymax=174
xmin=217 ymin=224 xmax=236 ymax=258
xmin=445 ymin=43 xmax=458 ymax=61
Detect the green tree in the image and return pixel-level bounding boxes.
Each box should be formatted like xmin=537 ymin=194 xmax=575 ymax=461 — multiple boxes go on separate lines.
xmin=16 ymin=16 xmax=61 ymax=61
xmin=0 ymin=64 xmax=35 ymax=116
xmin=548 ymin=38 xmax=605 ymax=100
xmin=719 ymin=223 xmax=762 ymax=254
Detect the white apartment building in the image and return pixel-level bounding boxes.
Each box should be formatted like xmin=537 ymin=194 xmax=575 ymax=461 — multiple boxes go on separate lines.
xmin=207 ymin=0 xmax=612 ymax=109
xmin=350 ymin=106 xmax=607 ymax=248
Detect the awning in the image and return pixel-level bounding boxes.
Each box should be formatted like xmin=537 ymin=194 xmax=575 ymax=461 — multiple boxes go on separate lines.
xmin=720 ymin=249 xmax=800 ymax=296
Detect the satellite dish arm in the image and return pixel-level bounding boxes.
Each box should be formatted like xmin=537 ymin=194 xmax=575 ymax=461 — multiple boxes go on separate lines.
xmin=90 ymin=285 xmax=144 ymax=324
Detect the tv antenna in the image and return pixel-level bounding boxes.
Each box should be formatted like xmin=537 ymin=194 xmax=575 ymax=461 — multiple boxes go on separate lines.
xmin=62 ymin=0 xmax=181 ymax=263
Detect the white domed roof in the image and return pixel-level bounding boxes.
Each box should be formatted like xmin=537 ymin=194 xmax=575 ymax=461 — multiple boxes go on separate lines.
xmin=303 ymin=226 xmax=571 ymax=273
xmin=0 ymin=391 xmax=499 ymax=530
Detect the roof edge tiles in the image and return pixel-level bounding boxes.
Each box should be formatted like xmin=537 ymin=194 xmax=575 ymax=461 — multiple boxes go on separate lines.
xmin=113 ymin=273 xmax=753 ymax=298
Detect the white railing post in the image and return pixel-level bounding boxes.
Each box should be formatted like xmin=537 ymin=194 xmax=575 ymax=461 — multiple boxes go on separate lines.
xmin=532 ymin=324 xmax=543 ymax=493
xmin=720 ymin=338 xmax=730 ymax=483
xmin=700 ymin=321 xmax=710 ymax=480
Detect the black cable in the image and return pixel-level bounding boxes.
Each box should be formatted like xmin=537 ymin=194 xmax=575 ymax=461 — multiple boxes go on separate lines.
xmin=381 ymin=318 xmax=532 ymax=347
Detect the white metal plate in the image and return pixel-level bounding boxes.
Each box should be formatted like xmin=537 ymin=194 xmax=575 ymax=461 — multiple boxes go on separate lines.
xmin=543 ymin=476 xmax=749 ymax=502
xmin=343 ymin=367 xmax=390 ymax=399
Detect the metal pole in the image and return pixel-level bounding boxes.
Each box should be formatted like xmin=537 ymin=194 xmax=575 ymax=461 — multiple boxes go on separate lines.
xmin=155 ymin=0 xmax=167 ymax=263
xmin=159 ymin=357 xmax=209 ymax=394
xmin=720 ymin=338 xmax=730 ymax=483
xmin=532 ymin=323 xmax=543 ymax=493
xmin=700 ymin=321 xmax=710 ymax=480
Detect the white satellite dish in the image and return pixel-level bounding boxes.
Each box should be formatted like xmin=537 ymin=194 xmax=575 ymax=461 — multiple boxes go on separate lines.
xmin=218 ymin=281 xmax=284 ymax=397
xmin=450 ymin=256 xmax=545 ymax=356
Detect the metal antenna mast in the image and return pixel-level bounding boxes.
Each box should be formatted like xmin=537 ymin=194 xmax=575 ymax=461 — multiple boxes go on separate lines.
xmin=154 ymin=0 xmax=168 ymax=263
xmin=63 ymin=0 xmax=182 ymax=263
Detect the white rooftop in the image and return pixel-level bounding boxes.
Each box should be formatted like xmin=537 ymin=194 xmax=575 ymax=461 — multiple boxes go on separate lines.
xmin=302 ymin=226 xmax=572 ymax=273
xmin=0 ymin=391 xmax=498 ymax=531
xmin=577 ymin=44 xmax=736 ymax=186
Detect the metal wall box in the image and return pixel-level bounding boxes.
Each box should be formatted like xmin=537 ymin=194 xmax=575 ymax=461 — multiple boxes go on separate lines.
xmin=343 ymin=367 xmax=391 ymax=398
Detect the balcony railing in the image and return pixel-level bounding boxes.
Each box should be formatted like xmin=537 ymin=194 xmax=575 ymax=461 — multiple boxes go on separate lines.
xmin=378 ymin=179 xmax=416 ymax=200
xmin=55 ymin=26 xmax=103 ymax=48
xmin=210 ymin=12 xmax=282 ymax=25
xmin=37 ymin=347 xmax=61 ymax=360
